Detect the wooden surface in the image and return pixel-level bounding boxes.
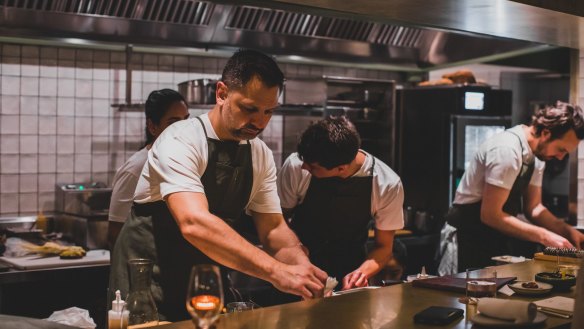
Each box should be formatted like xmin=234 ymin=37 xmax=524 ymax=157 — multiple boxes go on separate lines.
xmin=533 ymin=253 xmax=582 ymax=265
xmin=157 ymin=260 xmax=575 ymax=329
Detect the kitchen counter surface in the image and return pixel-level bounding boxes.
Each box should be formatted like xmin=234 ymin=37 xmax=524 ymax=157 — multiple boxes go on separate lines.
xmin=158 ymin=260 xmax=575 ymax=329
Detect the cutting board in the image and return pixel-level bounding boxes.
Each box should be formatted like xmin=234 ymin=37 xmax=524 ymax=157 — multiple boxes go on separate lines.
xmin=533 ymin=252 xmax=582 ymax=264
xmin=0 ymin=249 xmax=110 ymax=270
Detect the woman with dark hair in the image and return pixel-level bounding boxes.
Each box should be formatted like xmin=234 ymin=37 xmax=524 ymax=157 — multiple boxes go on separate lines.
xmin=446 ymin=101 xmax=584 ymax=271
xmin=107 ymin=89 xmax=189 ymax=248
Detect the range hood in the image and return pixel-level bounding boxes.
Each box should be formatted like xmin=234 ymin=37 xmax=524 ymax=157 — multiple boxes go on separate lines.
xmin=0 ymin=0 xmax=551 ymax=71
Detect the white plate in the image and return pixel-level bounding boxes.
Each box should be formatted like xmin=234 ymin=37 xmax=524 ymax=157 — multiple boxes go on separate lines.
xmin=332 ymin=286 xmax=380 ymax=296
xmin=471 ymin=312 xmax=547 ymax=327
xmin=507 ymin=281 xmax=553 ymax=296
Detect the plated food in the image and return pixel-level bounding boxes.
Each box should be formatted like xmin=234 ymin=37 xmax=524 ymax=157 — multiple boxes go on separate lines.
xmin=508 ymin=281 xmax=553 ymax=296
xmin=535 ymin=272 xmax=576 ymax=291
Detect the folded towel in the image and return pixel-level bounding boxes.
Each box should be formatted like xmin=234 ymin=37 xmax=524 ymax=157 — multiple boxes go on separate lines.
xmin=478 ymin=298 xmax=537 ymax=323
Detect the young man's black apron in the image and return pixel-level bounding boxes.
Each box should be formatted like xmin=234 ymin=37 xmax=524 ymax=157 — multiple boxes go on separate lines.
xmin=290 ymin=154 xmax=375 ymax=282
xmin=110 ymin=117 xmax=253 ymax=321
xmin=446 ymin=130 xmax=539 ymax=271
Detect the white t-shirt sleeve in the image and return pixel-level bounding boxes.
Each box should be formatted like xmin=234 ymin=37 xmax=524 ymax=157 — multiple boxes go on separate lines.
xmin=373 ymin=173 xmax=405 ymax=231
xmin=483 ymin=145 xmax=522 ymax=190
xmin=246 ymin=141 xmax=282 ymax=214
xmin=529 ymin=159 xmax=545 ymax=187
xmin=151 ymin=123 xmax=207 ymax=199
xmin=109 ymin=171 xmax=140 ymax=222
xmin=277 ymin=153 xmax=304 ymax=209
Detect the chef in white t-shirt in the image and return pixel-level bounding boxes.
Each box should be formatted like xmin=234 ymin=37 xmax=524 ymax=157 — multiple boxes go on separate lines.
xmin=446 ymin=102 xmax=584 ymax=271
xmin=278 ymin=116 xmax=404 ymax=290
xmin=109 ymin=50 xmax=327 ymax=322
xmin=107 ymin=89 xmax=189 ymax=248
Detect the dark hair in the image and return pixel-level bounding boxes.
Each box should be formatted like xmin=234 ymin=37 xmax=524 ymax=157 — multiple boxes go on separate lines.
xmin=221 ymin=49 xmax=284 ymax=92
xmin=297 ymin=116 xmax=361 ymax=169
xmin=531 ymin=101 xmax=584 ymax=140
xmin=144 ymin=89 xmax=186 ymax=145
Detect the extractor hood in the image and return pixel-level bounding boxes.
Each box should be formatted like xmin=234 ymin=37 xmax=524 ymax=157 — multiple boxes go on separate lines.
xmin=0 ymin=0 xmax=551 ymax=71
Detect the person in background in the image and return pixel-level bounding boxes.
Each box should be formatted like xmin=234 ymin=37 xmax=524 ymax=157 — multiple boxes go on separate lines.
xmin=278 ymin=116 xmax=404 ymax=290
xmin=107 ymin=89 xmax=189 ymax=249
xmin=446 ymin=102 xmax=584 ymax=271
xmin=109 ymin=49 xmax=327 ymax=321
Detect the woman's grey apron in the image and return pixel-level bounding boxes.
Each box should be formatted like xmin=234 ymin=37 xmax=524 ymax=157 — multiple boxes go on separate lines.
xmin=290 ymin=156 xmax=375 ymax=281
xmin=109 ymin=117 xmax=253 ymax=321
xmin=446 ymin=130 xmax=539 ymax=271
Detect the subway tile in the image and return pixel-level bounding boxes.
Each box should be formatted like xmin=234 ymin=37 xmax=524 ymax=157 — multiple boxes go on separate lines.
xmin=0 ymin=194 xmax=18 ymax=213
xmin=57 ymin=116 xmax=74 ymax=135
xmin=40 ymin=47 xmax=58 ymax=59
xmin=0 ymin=154 xmax=19 ymax=173
xmin=56 ymin=173 xmax=74 ymax=184
xmin=92 ymin=172 xmax=109 ymax=185
xmin=20 ymin=135 xmax=38 ymax=154
xmin=0 ymin=174 xmax=18 ymax=193
xmin=93 ymin=80 xmax=110 ymax=99
xmin=93 ymin=65 xmax=110 ymax=80
xmin=92 ymin=117 xmax=110 ymax=136
xmin=57 ymin=136 xmax=74 ymax=154
xmin=39 ymin=97 xmax=57 ymax=115
xmin=131 ymin=81 xmax=142 ymax=100
xmin=2 ymin=57 xmax=21 ymax=76
xmin=56 ymin=154 xmax=74 ymax=173
xmin=92 ymin=136 xmax=110 ymax=153
xmin=20 ymin=174 xmax=37 ymax=193
xmin=39 ymin=191 xmax=55 ymax=212
xmin=38 ymin=174 xmax=56 ymax=192
xmin=142 ymin=82 xmax=159 ymax=100
xmin=40 ymin=59 xmax=57 ymax=78
xmin=38 ymin=115 xmax=57 ymax=135
xmin=38 ymin=154 xmax=56 ymax=173
xmin=158 ymin=55 xmax=173 ymax=66
xmin=142 ymin=67 xmax=158 ymax=82
xmin=130 ymin=53 xmax=143 ymax=66
xmin=125 ymin=116 xmax=143 ymax=137
xmin=92 ymin=154 xmax=109 ymax=173
xmin=75 ymin=136 xmax=91 ymax=154
xmin=189 ymin=57 xmax=204 ymax=72
xmin=174 ymin=55 xmax=188 ymax=68
xmin=2 ymin=44 xmax=20 ymax=57
xmin=110 ymin=80 xmax=126 ymax=102
xmin=92 ymin=99 xmax=110 ymax=117
xmin=19 ymin=193 xmax=38 ymax=213
xmin=57 ymin=98 xmax=75 ymax=116
xmin=76 ymin=49 xmax=93 ymax=62
xmin=57 ymin=62 xmax=75 ymax=78
xmin=20 ymin=154 xmax=38 ymax=173
xmin=38 ymin=135 xmax=56 ymax=154
xmin=0 ymin=115 xmax=19 ymax=134
xmin=39 ymin=77 xmax=57 ymax=96
xmin=21 ymin=58 xmax=40 ymax=77
xmin=75 ymin=117 xmax=92 ymax=135
xmin=58 ymin=48 xmax=75 ymax=60
xmin=131 ymin=68 xmax=143 ymax=82
xmin=74 ymin=172 xmax=92 ymax=183
xmin=110 ymin=51 xmax=126 ymax=64
xmin=143 ymin=54 xmax=157 ymax=65
xmin=57 ymin=79 xmax=75 ymax=97
xmin=20 ymin=115 xmax=38 ymax=134
xmin=174 ymin=72 xmax=189 ymax=84
xmin=0 ymin=135 xmax=19 ymax=154
xmin=1 ymin=95 xmax=20 ymax=114
xmin=93 ymin=50 xmax=110 ymax=63
xmin=75 ymin=98 xmax=92 ymax=117
xmin=110 ymin=136 xmax=126 ymax=153
xmin=110 ymin=116 xmax=126 ymax=136
xmin=20 ymin=96 xmax=39 ymax=115
xmin=2 ymin=76 xmax=20 ymax=95
xmin=21 ymin=77 xmax=39 ymax=96
xmin=76 ymin=64 xmax=93 ymax=80
xmin=74 ymin=154 xmax=92 ymax=172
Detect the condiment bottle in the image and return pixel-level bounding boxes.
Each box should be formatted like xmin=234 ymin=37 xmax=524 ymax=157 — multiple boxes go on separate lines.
xmin=109 ymin=289 xmax=129 ymax=329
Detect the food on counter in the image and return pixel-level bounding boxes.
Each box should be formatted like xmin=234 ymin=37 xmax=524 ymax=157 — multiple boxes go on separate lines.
xmin=521 ymin=281 xmax=539 ymax=289
xmin=22 ymin=241 xmax=87 ymax=259
xmin=59 ymin=246 xmax=87 ymax=259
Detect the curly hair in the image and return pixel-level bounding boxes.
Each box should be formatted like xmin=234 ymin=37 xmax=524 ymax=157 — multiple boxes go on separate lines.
xmin=531 ymin=101 xmax=584 ymax=140
xmin=297 ymin=116 xmax=361 ymax=169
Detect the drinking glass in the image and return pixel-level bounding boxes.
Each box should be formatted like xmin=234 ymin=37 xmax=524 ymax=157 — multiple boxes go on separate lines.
xmin=186 ymin=265 xmax=224 ymax=329
xmin=464 ymin=267 xmax=497 ymax=305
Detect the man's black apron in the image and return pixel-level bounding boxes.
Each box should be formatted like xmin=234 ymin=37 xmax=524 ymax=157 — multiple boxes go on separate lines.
xmin=109 ymin=117 xmax=253 ymax=321
xmin=290 ymin=156 xmax=375 ymax=281
xmin=446 ymin=130 xmax=539 ymax=271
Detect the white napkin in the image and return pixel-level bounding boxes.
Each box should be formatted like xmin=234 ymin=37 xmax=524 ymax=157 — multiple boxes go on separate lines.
xmin=324 ymin=277 xmax=338 ymax=296
xmin=46 ymin=307 xmax=97 ymax=329
xmin=477 ymin=298 xmax=537 ymax=324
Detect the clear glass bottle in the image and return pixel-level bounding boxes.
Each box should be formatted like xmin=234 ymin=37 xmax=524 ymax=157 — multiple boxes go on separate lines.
xmin=126 ymin=258 xmax=159 ymax=328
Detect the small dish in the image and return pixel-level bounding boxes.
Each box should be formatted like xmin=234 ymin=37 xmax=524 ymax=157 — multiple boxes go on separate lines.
xmin=508 ymin=281 xmax=553 ymax=296
xmin=535 ymin=272 xmax=576 ymax=291
xmin=332 ymin=286 xmax=380 ymax=296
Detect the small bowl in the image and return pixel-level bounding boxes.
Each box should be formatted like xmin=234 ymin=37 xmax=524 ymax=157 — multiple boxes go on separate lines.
xmin=535 ymin=272 xmax=576 ymax=291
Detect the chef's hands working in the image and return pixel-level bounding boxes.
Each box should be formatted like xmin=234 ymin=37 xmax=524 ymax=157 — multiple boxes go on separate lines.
xmin=270 ymin=262 xmax=328 ymax=299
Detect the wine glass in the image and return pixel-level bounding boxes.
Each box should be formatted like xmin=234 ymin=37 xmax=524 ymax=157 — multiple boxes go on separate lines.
xmin=186 ymin=264 xmax=224 ymax=329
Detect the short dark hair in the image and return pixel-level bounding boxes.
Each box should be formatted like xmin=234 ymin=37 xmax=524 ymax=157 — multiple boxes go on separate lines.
xmin=221 ymin=49 xmax=284 ymax=92
xmin=531 ymin=101 xmax=584 ymax=140
xmin=144 ymin=89 xmax=186 ymax=144
xmin=297 ymin=116 xmax=361 ymax=169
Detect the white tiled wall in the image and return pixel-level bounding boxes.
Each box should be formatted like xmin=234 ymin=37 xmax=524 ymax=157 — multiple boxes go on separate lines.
xmin=0 ymin=42 xmax=398 ymax=215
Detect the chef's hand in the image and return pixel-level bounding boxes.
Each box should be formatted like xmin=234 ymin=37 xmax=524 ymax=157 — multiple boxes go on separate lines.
xmin=270 ymin=263 xmax=328 ymax=299
xmin=342 ymin=270 xmax=369 ymax=290
xmin=565 ymin=227 xmax=584 ymax=249
xmin=541 ymin=229 xmax=574 ymax=249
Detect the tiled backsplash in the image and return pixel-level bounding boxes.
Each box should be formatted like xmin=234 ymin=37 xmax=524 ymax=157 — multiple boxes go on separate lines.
xmin=0 ymin=42 xmax=398 ymax=215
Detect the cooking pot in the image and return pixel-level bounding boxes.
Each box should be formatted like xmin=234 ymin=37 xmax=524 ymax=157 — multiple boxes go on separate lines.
xmin=178 ymin=79 xmax=217 ymax=105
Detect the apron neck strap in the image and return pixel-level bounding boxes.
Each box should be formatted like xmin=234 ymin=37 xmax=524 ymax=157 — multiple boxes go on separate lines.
xmin=195 ymin=116 xmax=209 ymax=138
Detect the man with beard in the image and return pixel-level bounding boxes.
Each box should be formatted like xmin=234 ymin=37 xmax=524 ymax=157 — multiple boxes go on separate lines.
xmin=109 ymin=49 xmax=327 ymax=321
xmin=446 ymin=102 xmax=584 ymax=271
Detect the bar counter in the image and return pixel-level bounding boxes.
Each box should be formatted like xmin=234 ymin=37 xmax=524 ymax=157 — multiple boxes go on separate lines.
xmin=159 ymin=260 xmax=575 ymax=329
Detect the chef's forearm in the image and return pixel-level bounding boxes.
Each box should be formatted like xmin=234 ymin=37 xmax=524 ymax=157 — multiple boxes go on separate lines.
xmin=359 ymin=246 xmax=393 ymax=278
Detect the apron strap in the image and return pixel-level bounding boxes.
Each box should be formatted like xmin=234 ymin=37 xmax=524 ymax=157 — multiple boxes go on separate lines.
xmin=195 ymin=116 xmax=208 ymax=138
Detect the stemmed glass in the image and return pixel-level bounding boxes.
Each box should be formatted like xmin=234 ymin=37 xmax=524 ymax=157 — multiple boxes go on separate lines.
xmin=186 ymin=264 xmax=224 ymax=329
